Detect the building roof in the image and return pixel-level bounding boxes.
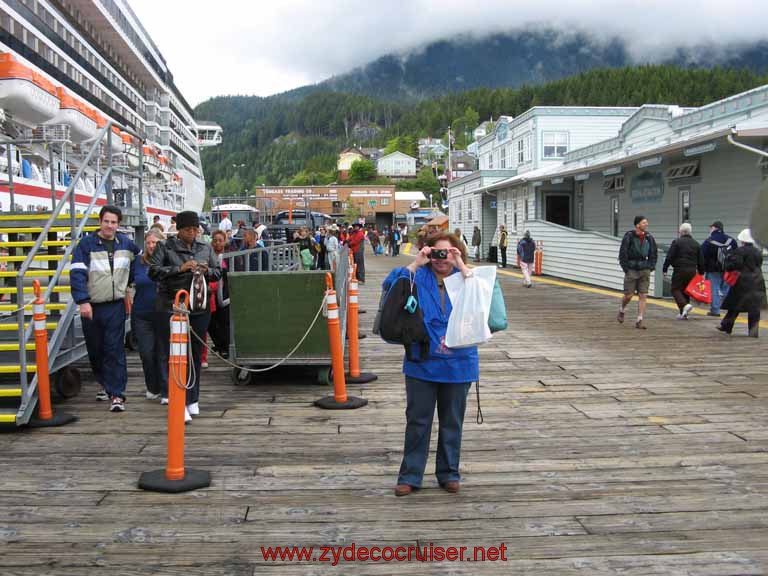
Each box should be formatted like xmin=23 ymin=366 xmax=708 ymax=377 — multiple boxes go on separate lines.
xmin=339 ymin=147 xmax=365 ymax=156
xmin=379 ymin=150 xmax=417 ymax=161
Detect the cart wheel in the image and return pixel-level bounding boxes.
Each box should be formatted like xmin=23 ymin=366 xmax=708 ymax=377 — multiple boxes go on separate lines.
xmin=231 ymin=367 xmax=253 ymax=386
xmin=317 ymin=367 xmax=332 ymax=386
xmin=54 ymin=367 xmax=82 ymax=399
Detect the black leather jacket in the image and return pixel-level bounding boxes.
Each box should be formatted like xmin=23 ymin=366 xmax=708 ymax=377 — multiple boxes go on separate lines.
xmin=148 ymin=236 xmax=221 ymax=313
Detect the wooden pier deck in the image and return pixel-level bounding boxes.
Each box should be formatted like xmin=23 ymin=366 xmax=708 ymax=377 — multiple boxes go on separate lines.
xmin=1 ymin=253 xmax=767 ymax=575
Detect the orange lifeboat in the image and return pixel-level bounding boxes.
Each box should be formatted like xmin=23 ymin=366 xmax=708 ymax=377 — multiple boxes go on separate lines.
xmin=143 ymin=145 xmax=160 ymax=175
xmin=45 ymin=87 xmax=97 ymax=142
xmin=0 ymin=53 xmax=60 ymax=126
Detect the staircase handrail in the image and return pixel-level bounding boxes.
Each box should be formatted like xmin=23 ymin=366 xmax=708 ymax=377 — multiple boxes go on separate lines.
xmin=15 ymin=120 xmax=143 ymax=405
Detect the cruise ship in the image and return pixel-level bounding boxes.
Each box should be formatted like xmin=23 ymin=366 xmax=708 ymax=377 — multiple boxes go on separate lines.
xmin=0 ymin=0 xmax=221 ymax=221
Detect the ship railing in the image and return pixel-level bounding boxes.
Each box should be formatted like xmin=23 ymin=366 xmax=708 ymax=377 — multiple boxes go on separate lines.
xmin=15 ymin=119 xmax=145 ymax=423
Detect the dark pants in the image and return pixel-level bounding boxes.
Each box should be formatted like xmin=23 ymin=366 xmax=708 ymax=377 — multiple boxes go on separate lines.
xmin=398 ymin=376 xmax=472 ymax=487
xmin=721 ymin=309 xmax=761 ymax=337
xmin=157 ymin=311 xmax=211 ymax=404
xmin=671 ymin=268 xmax=697 ymax=313
xmin=82 ymin=300 xmax=127 ymax=399
xmin=132 ymin=311 xmax=168 ymax=395
xmin=353 ymin=246 xmax=365 ymax=283
xmin=208 ymin=305 xmax=230 ymax=355
xmin=500 ymin=246 xmax=507 ymax=268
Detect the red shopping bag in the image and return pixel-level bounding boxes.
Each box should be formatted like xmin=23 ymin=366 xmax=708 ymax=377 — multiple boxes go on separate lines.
xmin=723 ymin=271 xmax=741 ymax=287
xmin=685 ymin=274 xmax=712 ymax=304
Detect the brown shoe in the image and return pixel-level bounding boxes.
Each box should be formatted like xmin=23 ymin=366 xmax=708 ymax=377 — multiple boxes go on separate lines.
xmin=394 ymin=484 xmax=414 ymax=497
xmin=617 ymin=310 xmax=625 ymax=323
xmin=635 ymin=319 xmax=646 ymax=330
xmin=440 ymin=481 xmax=460 ymax=494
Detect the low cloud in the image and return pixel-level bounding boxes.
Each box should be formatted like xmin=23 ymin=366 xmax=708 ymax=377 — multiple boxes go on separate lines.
xmin=130 ymin=0 xmax=768 ymax=105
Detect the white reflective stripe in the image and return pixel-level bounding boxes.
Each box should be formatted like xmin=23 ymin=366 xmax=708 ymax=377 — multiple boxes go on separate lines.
xmin=350 ymin=295 xmax=358 ymax=304
xmin=350 ymin=282 xmax=358 ymax=290
xmin=326 ymin=294 xmax=337 ymax=306
xmin=171 ymin=320 xmax=188 ymax=335
xmin=70 ymin=262 xmax=88 ymax=271
xmin=89 ymin=258 xmax=111 ymax=273
xmin=171 ymin=343 xmax=186 ymax=356
xmin=34 ymin=303 xmax=45 ymax=314
xmin=113 ymin=255 xmax=132 ymax=270
xmin=34 ymin=319 xmax=46 ymax=330
xmin=327 ymin=309 xmax=339 ymax=320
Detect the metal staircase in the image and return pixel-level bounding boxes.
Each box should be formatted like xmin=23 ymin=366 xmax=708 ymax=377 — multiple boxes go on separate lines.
xmin=0 ymin=121 xmax=145 ymax=428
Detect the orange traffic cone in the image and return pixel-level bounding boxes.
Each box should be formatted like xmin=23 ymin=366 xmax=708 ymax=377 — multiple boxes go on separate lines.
xmin=29 ymin=279 xmax=77 ymax=427
xmin=345 ymin=270 xmax=377 ymax=385
xmin=315 ymin=273 xmax=367 ymax=410
xmin=139 ymin=289 xmax=211 ymax=492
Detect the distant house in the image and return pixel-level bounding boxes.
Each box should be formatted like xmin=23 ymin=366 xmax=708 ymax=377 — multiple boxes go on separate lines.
xmin=473 ymin=121 xmax=494 ymax=141
xmin=418 ymin=138 xmax=448 ymax=160
xmin=377 ymin=151 xmax=417 ymax=179
xmin=337 ymin=147 xmax=367 ymax=181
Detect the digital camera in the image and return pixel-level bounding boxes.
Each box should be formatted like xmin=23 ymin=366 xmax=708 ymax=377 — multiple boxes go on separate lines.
xmin=429 ymin=248 xmax=448 ymax=260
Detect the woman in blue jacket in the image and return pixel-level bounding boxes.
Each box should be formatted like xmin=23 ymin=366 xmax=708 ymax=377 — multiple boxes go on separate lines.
xmin=387 ymin=232 xmax=477 ymax=497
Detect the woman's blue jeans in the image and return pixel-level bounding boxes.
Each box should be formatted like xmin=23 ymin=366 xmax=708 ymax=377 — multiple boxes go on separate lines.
xmin=397 ymin=376 xmax=472 ymax=487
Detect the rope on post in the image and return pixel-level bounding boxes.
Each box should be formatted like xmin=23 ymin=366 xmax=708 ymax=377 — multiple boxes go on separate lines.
xmin=28 ymin=279 xmax=77 ymax=428
xmin=345 ymin=268 xmax=377 ymax=385
xmin=314 ymin=273 xmax=367 ymax=410
xmin=139 ymin=289 xmax=211 ymax=493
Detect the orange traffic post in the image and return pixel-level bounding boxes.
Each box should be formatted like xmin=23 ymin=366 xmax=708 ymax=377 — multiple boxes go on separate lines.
xmin=315 ymin=273 xmax=367 ymax=410
xmin=345 ymin=269 xmax=377 ymax=385
xmin=28 ymin=279 xmax=77 ymax=428
xmin=139 ymin=289 xmax=211 ymax=492
xmin=534 ymin=240 xmax=543 ymax=276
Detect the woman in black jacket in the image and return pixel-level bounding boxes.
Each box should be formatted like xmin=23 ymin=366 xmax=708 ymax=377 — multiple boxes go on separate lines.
xmin=662 ymin=222 xmax=704 ymax=319
xmin=718 ymin=229 xmax=766 ymax=338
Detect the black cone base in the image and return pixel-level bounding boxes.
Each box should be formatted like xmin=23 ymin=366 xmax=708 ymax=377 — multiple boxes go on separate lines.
xmin=359 ymin=309 xmax=367 ymax=314
xmin=139 ymin=469 xmax=211 ymax=493
xmin=314 ymin=396 xmax=368 ymax=410
xmin=28 ymin=413 xmax=78 ymax=428
xmin=345 ymin=373 xmax=378 ymax=384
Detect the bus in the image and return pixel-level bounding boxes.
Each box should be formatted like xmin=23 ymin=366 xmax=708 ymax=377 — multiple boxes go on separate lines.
xmin=210 ymin=203 xmax=261 ymax=230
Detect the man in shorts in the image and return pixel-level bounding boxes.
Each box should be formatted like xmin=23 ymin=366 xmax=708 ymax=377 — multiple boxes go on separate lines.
xmin=618 ymin=216 xmax=658 ymax=329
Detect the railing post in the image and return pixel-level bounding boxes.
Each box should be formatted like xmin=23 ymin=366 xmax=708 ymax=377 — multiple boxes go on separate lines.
xmin=7 ymin=145 xmax=14 ymax=210
xmin=29 ymin=279 xmax=77 ymax=428
xmin=139 ymin=290 xmax=210 ymax=492
xmin=48 ymin=146 xmax=56 ymax=209
xmin=106 ymin=128 xmax=113 ymax=205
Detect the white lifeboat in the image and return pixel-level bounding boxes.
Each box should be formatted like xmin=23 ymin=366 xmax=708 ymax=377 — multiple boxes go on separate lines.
xmin=45 ymin=88 xmax=98 ymax=142
xmin=0 ymin=54 xmax=60 ymax=126
xmin=89 ymin=113 xmax=123 ymax=153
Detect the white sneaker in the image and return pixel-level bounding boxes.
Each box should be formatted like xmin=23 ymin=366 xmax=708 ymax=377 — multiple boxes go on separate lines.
xmin=160 ymin=397 xmax=168 ymax=405
xmin=675 ymin=314 xmax=684 ymax=320
xmin=682 ymin=303 xmax=693 ymax=318
xmin=146 ymin=391 xmax=161 ymax=400
xmin=184 ymin=407 xmax=192 ymax=423
xmin=188 ymin=402 xmax=199 ymax=416
xmin=201 ymin=362 xmax=209 ymax=369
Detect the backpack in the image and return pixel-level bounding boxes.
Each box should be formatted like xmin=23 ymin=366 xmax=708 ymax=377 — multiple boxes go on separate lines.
xmin=715 ymin=238 xmax=735 ymax=272
xmin=376 ymin=275 xmax=430 ymax=362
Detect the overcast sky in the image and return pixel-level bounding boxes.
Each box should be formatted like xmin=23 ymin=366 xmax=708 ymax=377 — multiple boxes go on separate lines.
xmin=129 ymin=0 xmax=768 ymax=107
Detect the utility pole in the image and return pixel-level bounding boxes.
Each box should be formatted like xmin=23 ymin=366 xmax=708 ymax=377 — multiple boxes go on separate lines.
xmin=447 ymin=126 xmax=452 ymax=183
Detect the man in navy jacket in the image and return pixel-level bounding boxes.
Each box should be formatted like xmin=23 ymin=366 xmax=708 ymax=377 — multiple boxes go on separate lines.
xmin=71 ymin=205 xmax=139 ymax=412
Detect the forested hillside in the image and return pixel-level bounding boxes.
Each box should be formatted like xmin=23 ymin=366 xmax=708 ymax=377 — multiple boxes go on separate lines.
xmin=197 ymin=66 xmax=768 ymax=196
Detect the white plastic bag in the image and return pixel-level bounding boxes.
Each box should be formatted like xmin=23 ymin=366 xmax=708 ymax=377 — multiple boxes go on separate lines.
xmin=444 ymin=266 xmax=496 ymax=348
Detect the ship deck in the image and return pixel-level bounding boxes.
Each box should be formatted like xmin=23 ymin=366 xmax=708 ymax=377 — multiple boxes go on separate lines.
xmin=1 ymin=252 xmax=767 ymax=575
